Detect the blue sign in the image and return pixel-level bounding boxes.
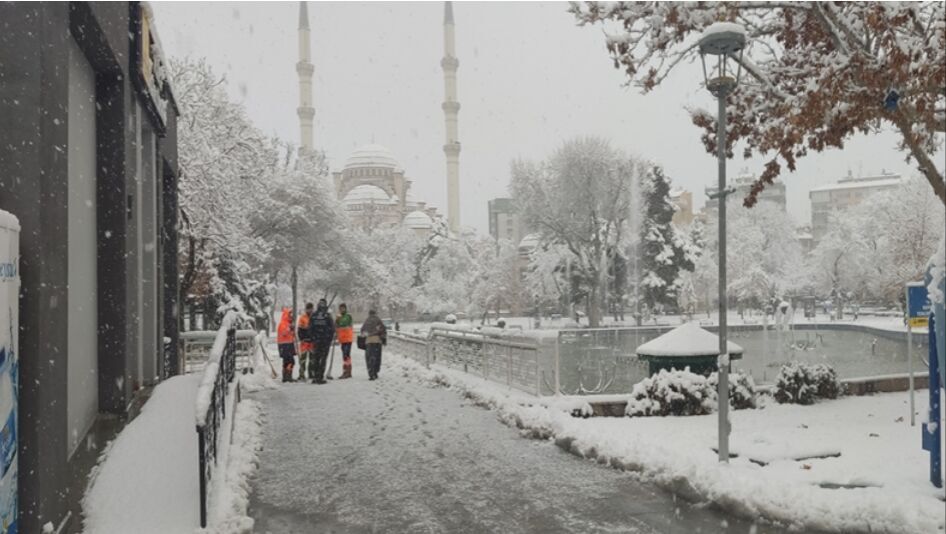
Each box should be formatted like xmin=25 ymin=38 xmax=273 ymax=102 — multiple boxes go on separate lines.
xmin=908 ymin=284 xmax=930 ymax=327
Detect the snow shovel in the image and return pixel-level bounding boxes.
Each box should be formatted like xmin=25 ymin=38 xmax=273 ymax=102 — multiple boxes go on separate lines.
xmin=257 ymin=336 xmax=279 ymax=380
xmin=326 ymin=332 xmax=337 ymax=380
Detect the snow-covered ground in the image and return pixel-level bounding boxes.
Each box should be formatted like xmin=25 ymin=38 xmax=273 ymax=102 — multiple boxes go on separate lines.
xmin=390 ymin=351 xmax=946 ymax=534
xmin=82 ymin=374 xmax=202 ymax=533
xmin=83 ymin=344 xmax=276 ymax=534
xmin=248 ymin=351 xmax=785 ymax=533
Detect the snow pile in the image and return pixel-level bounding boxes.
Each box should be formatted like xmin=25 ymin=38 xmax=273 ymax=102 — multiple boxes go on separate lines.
xmin=928 ymin=234 xmax=945 ymax=305
xmin=388 ymin=350 xmax=945 ymax=533
xmin=199 ymin=397 xmax=264 ymax=534
xmin=774 ymin=362 xmax=842 ymax=405
xmin=83 ymin=375 xmax=201 ymax=533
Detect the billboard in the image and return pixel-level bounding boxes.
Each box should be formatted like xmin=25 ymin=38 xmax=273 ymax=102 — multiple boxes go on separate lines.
xmin=0 ymin=210 xmax=18 ymax=534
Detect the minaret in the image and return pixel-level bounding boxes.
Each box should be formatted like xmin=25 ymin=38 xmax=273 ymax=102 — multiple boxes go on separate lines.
xmin=441 ymin=1 xmax=461 ymax=233
xmin=297 ymin=2 xmax=315 ymax=153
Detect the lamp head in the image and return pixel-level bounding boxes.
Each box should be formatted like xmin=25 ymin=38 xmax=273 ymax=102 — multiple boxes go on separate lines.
xmin=698 ymin=23 xmax=747 ymax=97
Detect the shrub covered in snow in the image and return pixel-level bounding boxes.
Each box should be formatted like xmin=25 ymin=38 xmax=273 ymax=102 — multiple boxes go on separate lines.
xmin=707 ymin=371 xmax=758 ymax=410
xmin=774 ymin=362 xmax=842 ymax=405
xmin=625 ymin=368 xmax=757 ymax=417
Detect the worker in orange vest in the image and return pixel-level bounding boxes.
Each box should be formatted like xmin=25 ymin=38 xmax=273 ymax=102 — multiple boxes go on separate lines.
xmin=335 ymin=303 xmax=354 ymax=379
xmin=296 ymin=302 xmax=315 ymax=381
xmin=276 ymin=307 xmax=296 ymax=382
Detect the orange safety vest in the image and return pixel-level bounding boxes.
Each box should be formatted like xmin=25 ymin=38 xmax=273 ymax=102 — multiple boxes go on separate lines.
xmin=297 ymin=313 xmax=314 ymax=352
xmin=277 ymin=309 xmax=294 ymax=344
xmin=337 ymin=326 xmax=354 ymax=344
xmin=336 ymin=313 xmax=354 ymax=343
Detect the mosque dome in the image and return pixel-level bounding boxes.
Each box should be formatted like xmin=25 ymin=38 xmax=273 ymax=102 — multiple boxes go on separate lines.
xmin=403 ymin=210 xmax=433 ymax=229
xmin=518 ymin=233 xmax=541 ymax=253
xmin=343 ymin=184 xmax=392 ymax=206
xmin=343 ymin=144 xmax=401 ymax=171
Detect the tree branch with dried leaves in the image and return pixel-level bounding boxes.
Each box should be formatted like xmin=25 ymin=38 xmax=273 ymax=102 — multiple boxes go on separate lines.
xmin=571 ymin=1 xmax=946 ymax=205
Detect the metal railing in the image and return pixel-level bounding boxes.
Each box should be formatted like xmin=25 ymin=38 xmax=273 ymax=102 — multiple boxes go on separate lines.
xmin=391 ymin=328 xmax=543 ymax=395
xmin=551 ymin=328 xmax=654 ymax=395
xmin=387 ymin=331 xmax=428 ymax=363
xmin=194 ymin=312 xmax=240 ymax=528
xmin=180 ymin=329 xmax=256 ymax=374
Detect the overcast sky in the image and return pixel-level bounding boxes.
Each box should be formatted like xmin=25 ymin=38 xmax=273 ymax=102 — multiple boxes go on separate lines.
xmin=152 ymin=1 xmax=923 ymax=234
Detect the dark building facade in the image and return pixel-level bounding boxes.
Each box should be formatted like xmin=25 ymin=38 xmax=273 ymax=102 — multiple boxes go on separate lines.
xmin=0 ymin=3 xmax=180 ymax=532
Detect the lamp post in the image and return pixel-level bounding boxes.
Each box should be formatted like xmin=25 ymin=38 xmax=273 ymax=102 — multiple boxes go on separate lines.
xmin=699 ymin=22 xmax=746 ymax=464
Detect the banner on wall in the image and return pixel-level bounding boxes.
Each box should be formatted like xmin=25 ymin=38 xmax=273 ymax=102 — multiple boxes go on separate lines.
xmin=0 ymin=210 xmax=19 ymax=534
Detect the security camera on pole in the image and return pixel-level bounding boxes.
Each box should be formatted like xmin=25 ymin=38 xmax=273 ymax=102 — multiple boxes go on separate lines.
xmin=698 ymin=21 xmax=746 ymax=463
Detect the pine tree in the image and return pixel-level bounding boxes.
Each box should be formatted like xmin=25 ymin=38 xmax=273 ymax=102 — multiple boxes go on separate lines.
xmin=639 ymin=167 xmax=694 ymax=310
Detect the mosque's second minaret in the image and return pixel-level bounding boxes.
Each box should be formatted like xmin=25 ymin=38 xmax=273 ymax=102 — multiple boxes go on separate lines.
xmin=442 ymin=2 xmax=461 ymax=233
xmin=297 ymin=1 xmax=315 ymax=153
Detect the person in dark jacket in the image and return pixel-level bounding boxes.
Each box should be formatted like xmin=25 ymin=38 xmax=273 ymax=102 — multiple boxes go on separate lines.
xmin=360 ymin=309 xmax=387 ymax=380
xmin=308 ymin=298 xmax=336 ymax=384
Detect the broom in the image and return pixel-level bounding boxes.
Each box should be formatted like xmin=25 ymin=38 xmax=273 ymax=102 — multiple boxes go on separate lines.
xmin=325 ymin=332 xmax=337 ymax=379
xmin=257 ymin=336 xmax=279 ymax=379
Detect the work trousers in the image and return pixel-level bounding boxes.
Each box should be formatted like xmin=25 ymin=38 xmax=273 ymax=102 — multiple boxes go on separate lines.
xmin=365 ymin=343 xmax=383 ymax=378
xmin=312 ymin=343 xmax=330 ymax=381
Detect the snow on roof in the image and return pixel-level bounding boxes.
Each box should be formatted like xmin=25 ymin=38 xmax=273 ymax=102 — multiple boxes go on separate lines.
xmin=343 ymin=184 xmax=393 ymax=206
xmin=701 ymin=22 xmax=747 ymax=38
xmin=518 ymin=233 xmax=541 ymax=251
xmin=403 ymin=210 xmax=433 ymax=229
xmin=0 ymin=209 xmax=20 ymax=232
xmin=343 ymin=143 xmax=401 ymax=171
xmin=635 ymin=322 xmax=743 ymax=357
xmin=809 ymin=177 xmax=902 ymax=194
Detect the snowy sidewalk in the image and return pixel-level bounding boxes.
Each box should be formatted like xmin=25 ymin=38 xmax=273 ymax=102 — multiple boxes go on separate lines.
xmin=398 ymin=357 xmax=946 ymax=534
xmin=83 ymin=375 xmax=202 ymax=533
xmin=247 ymin=352 xmax=783 ymax=533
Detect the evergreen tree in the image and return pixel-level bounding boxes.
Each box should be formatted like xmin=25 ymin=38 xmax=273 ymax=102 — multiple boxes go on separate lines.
xmin=639 ymin=167 xmax=694 ymax=310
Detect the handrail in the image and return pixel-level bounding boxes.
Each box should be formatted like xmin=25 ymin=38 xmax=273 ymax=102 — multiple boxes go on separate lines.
xmin=428 ymin=326 xmax=538 ymax=350
xmin=193 ymin=310 xmax=240 ymax=528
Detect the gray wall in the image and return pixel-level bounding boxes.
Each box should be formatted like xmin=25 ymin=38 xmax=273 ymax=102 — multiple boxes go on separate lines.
xmin=66 ymin=35 xmax=100 ymax=458
xmin=0 ymin=3 xmax=180 ymax=531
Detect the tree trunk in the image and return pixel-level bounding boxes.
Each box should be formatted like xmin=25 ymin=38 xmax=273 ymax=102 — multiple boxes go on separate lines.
xmin=291 ymin=264 xmax=298 ymax=325
xmin=588 ymin=286 xmax=602 ymax=327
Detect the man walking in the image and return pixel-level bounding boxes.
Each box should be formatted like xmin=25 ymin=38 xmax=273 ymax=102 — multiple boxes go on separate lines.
xmin=335 ymin=303 xmax=354 ymax=379
xmin=309 ymin=298 xmax=336 ymax=384
xmin=276 ymin=307 xmax=296 ymax=382
xmin=360 ymin=309 xmax=387 ymax=381
xmin=296 ymin=302 xmax=315 ymax=381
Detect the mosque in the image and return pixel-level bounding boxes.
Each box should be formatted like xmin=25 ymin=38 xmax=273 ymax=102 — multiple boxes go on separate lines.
xmin=295 ymin=2 xmax=460 ymax=237
xmin=332 ymin=144 xmax=439 ymax=236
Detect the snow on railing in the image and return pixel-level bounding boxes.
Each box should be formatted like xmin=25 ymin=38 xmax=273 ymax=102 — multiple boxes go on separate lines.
xmin=391 ymin=327 xmax=543 ymax=396
xmin=180 ymin=329 xmax=257 ymax=375
xmin=194 ymin=310 xmax=240 ymax=528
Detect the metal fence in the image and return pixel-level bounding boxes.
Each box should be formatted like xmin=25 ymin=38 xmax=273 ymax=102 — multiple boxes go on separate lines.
xmin=180 ymin=329 xmax=256 ymax=374
xmin=387 ymin=331 xmax=428 ymax=363
xmin=194 ymin=315 xmax=240 ymax=528
xmin=390 ymin=328 xmax=543 ymax=395
xmin=549 ymin=328 xmax=656 ymax=395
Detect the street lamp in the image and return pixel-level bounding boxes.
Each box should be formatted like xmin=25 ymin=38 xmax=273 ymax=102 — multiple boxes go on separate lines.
xmin=699 ymin=22 xmax=746 ymax=464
